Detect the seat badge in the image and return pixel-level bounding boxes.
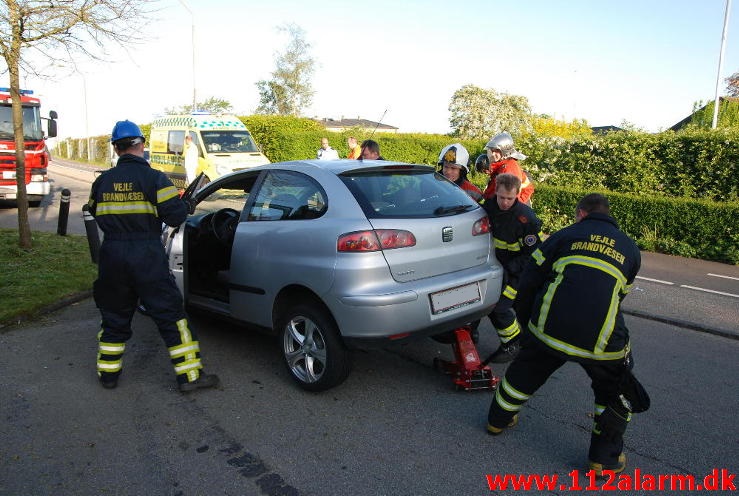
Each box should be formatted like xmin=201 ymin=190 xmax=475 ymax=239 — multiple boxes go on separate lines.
xmin=442 ymin=226 xmax=453 ymax=242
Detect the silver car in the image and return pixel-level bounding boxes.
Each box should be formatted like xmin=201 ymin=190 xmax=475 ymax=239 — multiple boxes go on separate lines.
xmin=166 ymin=159 xmax=503 ymax=391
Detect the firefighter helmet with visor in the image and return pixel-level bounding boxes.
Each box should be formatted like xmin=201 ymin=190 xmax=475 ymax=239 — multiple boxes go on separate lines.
xmin=485 ymin=132 xmax=527 ymax=161
xmin=475 ymin=153 xmax=490 ymax=173
xmin=485 ymin=132 xmax=515 ymax=156
xmin=438 ymin=143 xmax=470 ymax=173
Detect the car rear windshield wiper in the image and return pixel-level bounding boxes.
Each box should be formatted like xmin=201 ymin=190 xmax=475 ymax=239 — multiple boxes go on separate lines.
xmin=434 ymin=204 xmax=475 ymax=216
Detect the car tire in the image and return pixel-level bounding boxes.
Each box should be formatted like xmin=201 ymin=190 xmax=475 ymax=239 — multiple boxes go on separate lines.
xmin=279 ymin=304 xmax=351 ymax=392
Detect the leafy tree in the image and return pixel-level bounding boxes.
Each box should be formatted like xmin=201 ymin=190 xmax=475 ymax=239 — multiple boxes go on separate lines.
xmin=166 ymin=96 xmax=233 ymax=115
xmin=726 ymin=71 xmax=739 ymax=97
xmin=0 ymin=0 xmax=148 ymax=249
xmin=687 ymin=99 xmax=739 ymax=129
xmin=255 ymin=23 xmax=315 ymax=116
xmin=448 ymin=84 xmax=532 ymax=141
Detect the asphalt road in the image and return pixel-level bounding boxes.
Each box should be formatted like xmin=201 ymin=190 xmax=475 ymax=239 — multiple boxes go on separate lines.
xmin=1 ymin=300 xmax=737 ymax=495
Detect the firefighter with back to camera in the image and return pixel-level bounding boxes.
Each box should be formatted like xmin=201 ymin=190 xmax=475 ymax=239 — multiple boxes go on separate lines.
xmin=482 ymin=173 xmax=543 ymax=363
xmin=486 ymin=193 xmax=647 ymax=477
xmin=88 ymin=119 xmax=219 ymax=392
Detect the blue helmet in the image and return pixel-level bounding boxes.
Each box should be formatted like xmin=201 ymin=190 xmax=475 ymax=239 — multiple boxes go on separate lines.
xmin=111 ymin=120 xmax=144 ymax=143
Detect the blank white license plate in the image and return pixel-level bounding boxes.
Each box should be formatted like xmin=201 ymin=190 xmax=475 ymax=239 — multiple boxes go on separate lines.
xmin=430 ymin=282 xmax=481 ymax=315
xmin=2 ymin=171 xmax=16 ymax=179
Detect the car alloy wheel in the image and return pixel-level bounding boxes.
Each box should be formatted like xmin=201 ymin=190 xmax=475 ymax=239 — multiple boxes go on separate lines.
xmin=280 ymin=304 xmax=351 ymax=392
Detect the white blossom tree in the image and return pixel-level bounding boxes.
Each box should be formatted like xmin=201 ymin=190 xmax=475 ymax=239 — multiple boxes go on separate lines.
xmin=448 ymin=84 xmax=532 ymax=141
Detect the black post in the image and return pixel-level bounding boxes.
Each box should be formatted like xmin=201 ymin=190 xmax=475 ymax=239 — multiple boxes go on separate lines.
xmin=56 ymin=188 xmax=71 ymax=236
xmin=82 ymin=204 xmax=100 ymax=263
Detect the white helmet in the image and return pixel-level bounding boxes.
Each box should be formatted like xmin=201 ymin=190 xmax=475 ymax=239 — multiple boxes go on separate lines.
xmin=485 ymin=132 xmax=527 ymax=160
xmin=438 ymin=143 xmax=470 ymax=173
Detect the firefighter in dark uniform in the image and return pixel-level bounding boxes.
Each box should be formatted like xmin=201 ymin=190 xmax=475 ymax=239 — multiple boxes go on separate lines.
xmin=486 ymin=193 xmax=643 ymax=477
xmin=482 ymin=173 xmax=543 ymax=362
xmin=88 ymin=120 xmax=219 ymax=392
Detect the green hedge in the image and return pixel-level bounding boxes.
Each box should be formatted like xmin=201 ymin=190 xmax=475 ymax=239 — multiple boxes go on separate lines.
xmin=532 ymin=184 xmax=739 ymax=264
xmin=240 ymin=115 xmax=487 ymax=166
xmin=240 ymin=116 xmax=738 ymax=203
xmin=517 ymin=129 xmax=739 ymax=202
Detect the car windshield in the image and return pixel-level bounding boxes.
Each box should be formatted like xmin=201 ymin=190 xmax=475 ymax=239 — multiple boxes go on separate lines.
xmin=200 ymin=130 xmax=260 ymax=153
xmin=340 ymin=167 xmax=479 ymax=218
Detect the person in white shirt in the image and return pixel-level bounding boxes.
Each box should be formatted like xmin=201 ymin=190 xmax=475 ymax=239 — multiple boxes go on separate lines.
xmin=183 ymin=134 xmax=199 ymax=184
xmin=316 ymin=137 xmax=339 ymax=160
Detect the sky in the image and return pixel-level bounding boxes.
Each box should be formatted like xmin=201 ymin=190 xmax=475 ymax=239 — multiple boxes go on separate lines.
xmin=10 ymin=0 xmax=739 ymax=141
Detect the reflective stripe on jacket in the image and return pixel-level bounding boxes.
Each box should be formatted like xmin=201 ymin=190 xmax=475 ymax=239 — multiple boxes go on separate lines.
xmin=88 ymin=154 xmax=188 ymax=237
xmin=515 ymin=212 xmax=641 ymax=363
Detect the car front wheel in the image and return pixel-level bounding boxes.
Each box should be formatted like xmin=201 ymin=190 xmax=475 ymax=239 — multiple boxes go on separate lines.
xmin=279 ymin=304 xmax=351 ymax=392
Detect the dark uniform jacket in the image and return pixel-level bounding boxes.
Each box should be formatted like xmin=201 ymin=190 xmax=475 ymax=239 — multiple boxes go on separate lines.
xmin=516 ymin=212 xmax=641 ymax=363
xmin=483 ymin=197 xmax=543 ymax=289
xmin=88 ymin=154 xmax=187 ymax=238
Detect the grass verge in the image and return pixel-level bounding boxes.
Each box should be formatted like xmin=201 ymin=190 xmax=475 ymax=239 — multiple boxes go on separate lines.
xmin=0 ymin=228 xmax=97 ymax=326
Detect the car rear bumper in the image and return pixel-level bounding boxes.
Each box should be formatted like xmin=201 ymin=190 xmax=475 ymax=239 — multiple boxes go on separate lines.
xmin=329 ymin=262 xmax=504 ymax=340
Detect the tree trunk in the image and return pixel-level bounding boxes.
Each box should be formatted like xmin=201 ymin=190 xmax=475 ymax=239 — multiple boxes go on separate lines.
xmin=8 ymin=0 xmax=32 ymax=249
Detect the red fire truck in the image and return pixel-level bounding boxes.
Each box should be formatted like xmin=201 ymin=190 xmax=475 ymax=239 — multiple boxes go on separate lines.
xmin=0 ymin=87 xmax=58 ymax=206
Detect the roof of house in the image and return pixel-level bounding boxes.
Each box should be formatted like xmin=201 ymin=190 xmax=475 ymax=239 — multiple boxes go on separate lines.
xmin=591 ymin=125 xmax=625 ymax=134
xmin=314 ymin=117 xmax=398 ymax=131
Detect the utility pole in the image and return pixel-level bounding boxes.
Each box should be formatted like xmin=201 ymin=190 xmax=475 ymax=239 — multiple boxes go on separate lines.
xmin=73 ymin=66 xmax=91 ymax=161
xmin=712 ymin=0 xmax=732 ymax=129
xmin=178 ymin=0 xmax=196 ymax=112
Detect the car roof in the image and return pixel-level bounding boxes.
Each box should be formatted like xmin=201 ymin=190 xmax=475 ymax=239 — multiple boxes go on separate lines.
xmin=258 ymin=159 xmax=434 ymax=175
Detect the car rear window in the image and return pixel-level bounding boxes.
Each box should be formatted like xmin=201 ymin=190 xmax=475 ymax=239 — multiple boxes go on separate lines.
xmin=340 ymin=168 xmax=479 ymax=218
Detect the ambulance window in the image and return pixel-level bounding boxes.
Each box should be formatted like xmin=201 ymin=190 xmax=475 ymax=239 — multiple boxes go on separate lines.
xmin=167 ymin=130 xmax=185 ymax=155
xmin=192 ymin=174 xmax=258 ymax=217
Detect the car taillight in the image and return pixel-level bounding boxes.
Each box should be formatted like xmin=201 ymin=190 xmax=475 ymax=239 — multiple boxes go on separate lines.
xmin=337 ymin=229 xmax=416 ymax=252
xmin=472 ymin=215 xmax=490 ymax=235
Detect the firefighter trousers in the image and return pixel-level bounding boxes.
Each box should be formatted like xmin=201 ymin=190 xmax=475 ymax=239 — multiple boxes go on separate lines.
xmin=94 ymin=239 xmax=204 ymax=385
xmin=488 ymin=287 xmax=520 ymax=344
xmin=487 ymin=339 xmax=630 ymax=466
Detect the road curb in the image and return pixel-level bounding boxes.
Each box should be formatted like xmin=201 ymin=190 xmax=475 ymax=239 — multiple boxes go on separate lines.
xmin=624 ymin=309 xmax=738 ymax=341
xmin=0 ymin=290 xmax=92 ymax=333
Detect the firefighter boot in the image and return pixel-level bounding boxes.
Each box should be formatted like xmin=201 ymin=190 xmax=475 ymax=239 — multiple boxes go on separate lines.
xmin=588 ymin=453 xmax=626 ymax=477
xmin=99 ymin=372 xmax=119 ymax=389
xmin=488 ymin=338 xmax=521 ymax=363
xmin=486 ymin=414 xmax=519 ymax=435
xmin=179 ymin=372 xmax=220 ymax=393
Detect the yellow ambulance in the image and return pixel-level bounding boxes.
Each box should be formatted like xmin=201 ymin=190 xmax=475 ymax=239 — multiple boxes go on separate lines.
xmin=149 ymin=113 xmax=270 ymax=189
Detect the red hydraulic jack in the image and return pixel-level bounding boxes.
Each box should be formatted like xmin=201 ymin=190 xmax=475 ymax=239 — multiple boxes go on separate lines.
xmin=433 ymin=326 xmax=500 ymax=391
